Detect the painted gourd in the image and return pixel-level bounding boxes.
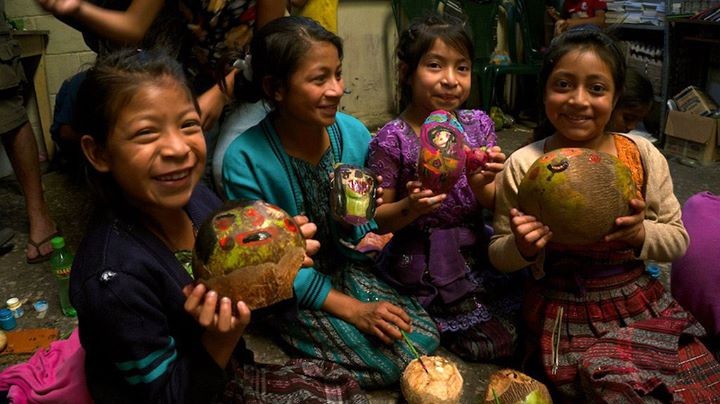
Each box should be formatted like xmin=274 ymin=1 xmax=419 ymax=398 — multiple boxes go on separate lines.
xmin=330 ymin=164 xmax=377 ymax=226
xmin=401 ymin=355 xmax=463 ymax=404
xmin=417 ymin=110 xmax=466 ymax=194
xmin=192 ymin=200 xmax=306 ymax=310
xmin=483 ymin=369 xmax=552 ymax=404
xmin=517 ymin=148 xmax=638 ymax=245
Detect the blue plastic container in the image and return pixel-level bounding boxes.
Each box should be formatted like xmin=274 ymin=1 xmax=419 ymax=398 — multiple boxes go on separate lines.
xmin=0 ymin=307 xmax=16 ymax=330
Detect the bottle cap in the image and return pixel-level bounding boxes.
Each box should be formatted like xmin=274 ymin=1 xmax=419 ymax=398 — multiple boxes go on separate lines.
xmin=0 ymin=308 xmax=11 ymax=319
xmin=33 ymin=300 xmax=48 ymax=313
xmin=6 ymin=298 xmax=20 ymax=310
xmin=51 ymin=236 xmax=65 ymax=250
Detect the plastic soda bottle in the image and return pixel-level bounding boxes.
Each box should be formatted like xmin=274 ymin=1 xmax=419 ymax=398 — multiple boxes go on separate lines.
xmin=50 ymin=236 xmax=77 ymax=317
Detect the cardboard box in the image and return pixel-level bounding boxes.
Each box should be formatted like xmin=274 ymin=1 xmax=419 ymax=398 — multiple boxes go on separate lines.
xmin=673 ymin=86 xmax=719 ymax=116
xmin=664 ymin=110 xmax=720 ymax=166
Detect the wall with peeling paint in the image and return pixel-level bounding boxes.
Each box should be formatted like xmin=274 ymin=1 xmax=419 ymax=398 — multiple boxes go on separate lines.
xmin=337 ymin=1 xmax=398 ymax=131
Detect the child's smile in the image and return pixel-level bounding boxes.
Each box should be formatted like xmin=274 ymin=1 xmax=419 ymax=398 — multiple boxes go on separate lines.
xmin=544 ymin=49 xmax=616 ymax=144
xmin=101 ymin=80 xmax=205 ymax=211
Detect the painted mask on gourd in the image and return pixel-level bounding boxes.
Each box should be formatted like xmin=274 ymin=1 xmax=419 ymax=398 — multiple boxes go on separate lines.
xmin=192 ymin=200 xmax=306 ymax=310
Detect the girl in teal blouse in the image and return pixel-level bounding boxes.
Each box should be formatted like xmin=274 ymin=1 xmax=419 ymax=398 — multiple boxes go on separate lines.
xmin=222 ymin=16 xmax=440 ymax=387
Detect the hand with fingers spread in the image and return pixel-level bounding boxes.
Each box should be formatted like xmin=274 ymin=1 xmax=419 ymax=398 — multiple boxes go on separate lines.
xmin=349 ymin=301 xmax=412 ymax=344
xmin=406 ymin=180 xmax=446 ymax=217
xmin=293 ymin=215 xmax=320 ymax=267
xmin=604 ymin=198 xmax=646 ymax=249
xmin=510 ymin=208 xmax=553 ymax=261
xmin=183 ymin=283 xmax=251 ymax=367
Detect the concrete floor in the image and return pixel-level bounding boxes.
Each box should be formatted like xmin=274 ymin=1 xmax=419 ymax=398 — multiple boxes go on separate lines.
xmin=0 ymin=125 xmax=718 ymax=402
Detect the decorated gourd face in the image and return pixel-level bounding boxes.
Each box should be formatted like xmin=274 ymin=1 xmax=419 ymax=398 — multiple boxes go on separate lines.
xmin=330 ymin=164 xmax=377 ymax=226
xmin=192 ymin=200 xmax=306 ymax=310
xmin=517 ymin=148 xmax=638 ymax=245
xmin=417 ymin=110 xmax=466 ymax=194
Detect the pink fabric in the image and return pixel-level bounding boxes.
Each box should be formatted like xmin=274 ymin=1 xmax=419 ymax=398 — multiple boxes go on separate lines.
xmin=0 ymin=328 xmax=92 ymax=404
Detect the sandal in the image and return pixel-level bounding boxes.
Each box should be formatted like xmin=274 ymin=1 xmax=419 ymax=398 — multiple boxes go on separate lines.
xmin=26 ymin=229 xmax=62 ymax=264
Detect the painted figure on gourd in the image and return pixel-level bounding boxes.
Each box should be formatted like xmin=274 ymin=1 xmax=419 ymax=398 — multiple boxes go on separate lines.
xmin=417 ymin=110 xmax=466 ymax=194
xmin=331 ymin=163 xmax=377 ymax=226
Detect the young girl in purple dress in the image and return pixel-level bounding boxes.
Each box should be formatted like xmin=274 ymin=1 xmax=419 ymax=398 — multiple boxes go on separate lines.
xmin=367 ymin=14 xmax=521 ymax=362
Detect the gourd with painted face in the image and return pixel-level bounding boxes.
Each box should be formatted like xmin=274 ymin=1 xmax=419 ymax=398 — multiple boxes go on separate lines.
xmin=417 ymin=110 xmax=466 ymax=194
xmin=192 ymin=200 xmax=306 ymax=310
xmin=517 ymin=148 xmax=638 ymax=245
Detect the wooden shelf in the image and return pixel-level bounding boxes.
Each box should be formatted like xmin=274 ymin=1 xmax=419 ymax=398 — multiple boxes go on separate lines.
xmin=614 ymin=23 xmax=664 ymax=31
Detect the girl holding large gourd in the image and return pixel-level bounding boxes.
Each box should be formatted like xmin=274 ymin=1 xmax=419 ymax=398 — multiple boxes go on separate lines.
xmin=489 ymin=29 xmax=720 ymax=401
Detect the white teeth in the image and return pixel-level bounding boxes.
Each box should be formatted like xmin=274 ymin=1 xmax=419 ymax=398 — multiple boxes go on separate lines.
xmin=157 ymin=170 xmax=189 ymax=181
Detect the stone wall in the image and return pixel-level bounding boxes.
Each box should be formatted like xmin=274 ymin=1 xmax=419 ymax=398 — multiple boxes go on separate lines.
xmin=5 ymin=0 xmax=95 ymax=109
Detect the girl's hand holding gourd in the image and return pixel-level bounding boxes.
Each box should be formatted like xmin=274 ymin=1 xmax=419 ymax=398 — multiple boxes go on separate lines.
xmin=467 ymin=146 xmax=505 ymax=188
xmin=294 ymin=215 xmax=320 ymax=267
xmin=183 ymin=284 xmax=251 ymax=337
xmin=604 ymin=198 xmax=647 ymax=249
xmin=509 ymin=208 xmax=553 ymax=261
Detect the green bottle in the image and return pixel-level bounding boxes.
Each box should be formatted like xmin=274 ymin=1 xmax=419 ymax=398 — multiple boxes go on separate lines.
xmin=50 ymin=236 xmax=77 ymax=317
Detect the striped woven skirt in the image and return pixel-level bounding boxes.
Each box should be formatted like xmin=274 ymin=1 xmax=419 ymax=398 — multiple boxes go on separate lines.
xmin=524 ymin=263 xmax=720 ymax=402
xmin=267 ymin=263 xmax=440 ymax=388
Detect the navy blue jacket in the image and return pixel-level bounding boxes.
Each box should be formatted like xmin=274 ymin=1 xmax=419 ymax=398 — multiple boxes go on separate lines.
xmin=70 ymin=185 xmax=238 ymax=403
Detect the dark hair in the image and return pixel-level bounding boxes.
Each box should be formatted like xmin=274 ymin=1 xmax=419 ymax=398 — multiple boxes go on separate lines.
xmin=74 ymin=48 xmax=197 ymax=203
xmin=235 ymin=16 xmax=343 ymax=105
xmin=616 ymin=67 xmax=653 ymax=109
xmin=533 ymin=29 xmax=626 ymax=141
xmin=396 ymin=14 xmax=474 ymax=110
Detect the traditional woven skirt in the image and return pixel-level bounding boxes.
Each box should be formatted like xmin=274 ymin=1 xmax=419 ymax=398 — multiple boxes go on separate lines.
xmin=428 ymin=263 xmax=522 ymax=362
xmin=524 ymin=260 xmax=720 ymax=402
xmin=268 ymin=263 xmax=440 ymax=388
xmin=222 ymin=357 xmax=367 ymax=403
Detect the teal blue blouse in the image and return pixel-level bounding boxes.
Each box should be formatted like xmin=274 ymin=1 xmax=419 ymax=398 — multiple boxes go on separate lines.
xmin=222 ymin=112 xmax=377 ymax=309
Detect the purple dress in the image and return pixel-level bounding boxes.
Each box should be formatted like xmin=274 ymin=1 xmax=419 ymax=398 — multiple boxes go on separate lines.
xmin=672 ymin=192 xmax=720 ymax=341
xmin=368 ymin=110 xmax=521 ymax=361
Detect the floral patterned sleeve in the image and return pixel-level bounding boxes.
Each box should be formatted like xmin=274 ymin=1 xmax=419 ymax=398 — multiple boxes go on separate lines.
xmin=457 ymin=109 xmax=497 ymax=148
xmin=367 ymin=119 xmax=404 ymax=190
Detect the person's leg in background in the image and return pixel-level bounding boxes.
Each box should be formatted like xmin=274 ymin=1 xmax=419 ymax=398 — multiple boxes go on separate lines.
xmin=0 ymin=35 xmax=58 ymax=264
xmin=1 ymin=120 xmax=58 ymax=263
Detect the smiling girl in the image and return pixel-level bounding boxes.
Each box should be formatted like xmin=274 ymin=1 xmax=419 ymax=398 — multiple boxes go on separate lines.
xmin=490 ymin=29 xmax=720 ymax=401
xmin=70 ymin=49 xmax=366 ymax=402
xmin=366 ymin=15 xmax=521 ymax=363
xmin=222 ymin=16 xmax=439 ymax=388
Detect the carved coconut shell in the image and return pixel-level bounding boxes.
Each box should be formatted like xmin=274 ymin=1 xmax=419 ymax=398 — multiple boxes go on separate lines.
xmin=417 ymin=110 xmax=466 ymax=194
xmin=330 ymin=163 xmax=377 ymax=226
xmin=192 ymin=200 xmax=306 ymax=310
xmin=401 ymin=355 xmax=463 ymax=404
xmin=517 ymin=148 xmax=638 ymax=245
xmin=483 ymin=369 xmax=552 ymax=404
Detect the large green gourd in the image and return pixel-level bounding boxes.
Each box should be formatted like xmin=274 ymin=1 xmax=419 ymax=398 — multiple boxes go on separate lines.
xmin=518 ymin=148 xmax=638 ymax=245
